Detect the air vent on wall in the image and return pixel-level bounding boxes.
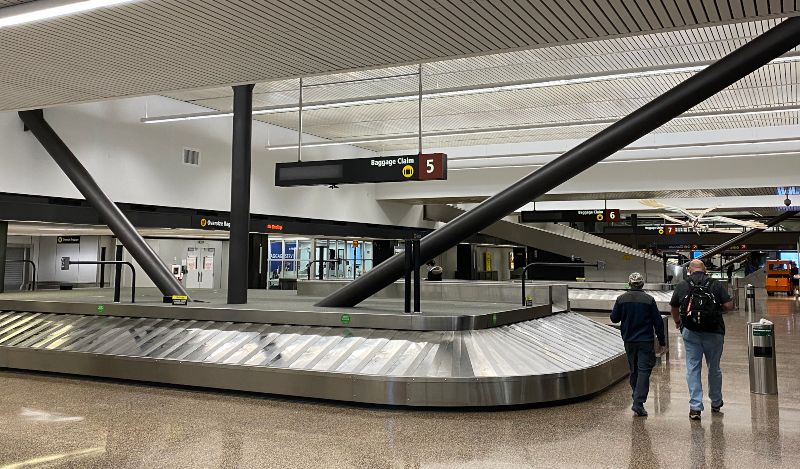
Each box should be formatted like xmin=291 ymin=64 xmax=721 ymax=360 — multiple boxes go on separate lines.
xmin=183 ymin=148 xmax=200 ymax=166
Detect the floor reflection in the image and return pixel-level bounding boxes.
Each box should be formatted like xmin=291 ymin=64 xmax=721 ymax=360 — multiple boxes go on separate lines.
xmin=628 ymin=418 xmax=659 ymax=468
xmin=751 ymin=393 xmax=782 ymax=465
xmin=0 ymin=298 xmax=797 ymax=468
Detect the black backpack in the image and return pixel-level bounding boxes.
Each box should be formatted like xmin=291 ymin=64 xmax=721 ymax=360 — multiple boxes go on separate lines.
xmin=680 ymin=277 xmax=721 ymax=332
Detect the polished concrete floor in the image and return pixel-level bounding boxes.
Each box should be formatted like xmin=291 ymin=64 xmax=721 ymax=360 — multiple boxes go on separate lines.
xmin=0 ymin=298 xmax=798 ymax=468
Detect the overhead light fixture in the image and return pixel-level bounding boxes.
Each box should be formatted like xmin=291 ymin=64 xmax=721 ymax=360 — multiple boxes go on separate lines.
xmin=449 ymin=150 xmax=800 ymax=171
xmin=263 ymin=105 xmax=800 ymax=150
xmin=450 ymin=135 xmax=800 ymax=162
xmin=143 ymin=53 xmax=800 ymax=124
xmin=0 ymin=0 xmax=134 ymax=28
xmin=263 ymin=120 xmax=609 ymax=150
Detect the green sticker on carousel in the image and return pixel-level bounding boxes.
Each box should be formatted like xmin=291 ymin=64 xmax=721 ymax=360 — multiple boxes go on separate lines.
xmin=97 ymin=304 xmax=105 ymax=313
xmin=492 ymin=313 xmax=497 ymax=325
xmin=340 ymin=314 xmax=351 ymax=325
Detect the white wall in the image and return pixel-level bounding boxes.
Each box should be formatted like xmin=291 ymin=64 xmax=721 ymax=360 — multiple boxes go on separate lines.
xmin=29 ymin=236 xmax=101 ymax=284
xmin=376 ymin=150 xmax=800 ymax=208
xmin=0 ymin=96 xmax=426 ymax=228
xmin=119 ymin=238 xmax=226 ymax=289
xmin=376 ymin=125 xmax=800 ymax=209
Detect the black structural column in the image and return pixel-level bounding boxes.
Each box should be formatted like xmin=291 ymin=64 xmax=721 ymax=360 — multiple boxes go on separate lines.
xmin=317 ymin=17 xmax=800 ymax=307
xmin=227 ymin=84 xmax=255 ymax=304
xmin=0 ymin=220 xmax=7 ymax=294
xmin=18 ymin=110 xmax=188 ymax=299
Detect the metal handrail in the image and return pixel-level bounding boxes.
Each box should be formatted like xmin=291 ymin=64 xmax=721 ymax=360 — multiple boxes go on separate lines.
xmin=67 ymin=260 xmax=136 ymax=303
xmin=305 ymin=259 xmax=340 ymax=280
xmin=521 ymin=261 xmax=603 ymax=306
xmin=5 ymin=259 xmax=36 ymax=291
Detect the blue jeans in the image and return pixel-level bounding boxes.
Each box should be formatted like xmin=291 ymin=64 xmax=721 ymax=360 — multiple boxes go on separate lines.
xmin=682 ymin=328 xmax=724 ymax=411
xmin=624 ymin=341 xmax=655 ymax=406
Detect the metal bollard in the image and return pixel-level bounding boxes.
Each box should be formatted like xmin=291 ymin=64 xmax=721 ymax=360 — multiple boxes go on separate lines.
xmin=745 ymin=284 xmax=756 ymax=313
xmin=748 ymin=321 xmax=778 ymax=394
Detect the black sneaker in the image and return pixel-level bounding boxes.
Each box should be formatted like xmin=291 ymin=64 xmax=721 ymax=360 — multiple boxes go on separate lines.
xmin=712 ymin=402 xmax=723 ymax=413
xmin=689 ymin=410 xmax=701 ymax=420
xmin=632 ymin=405 xmax=648 ymax=417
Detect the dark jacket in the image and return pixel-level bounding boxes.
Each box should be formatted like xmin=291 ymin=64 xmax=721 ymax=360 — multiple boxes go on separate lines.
xmin=611 ymin=288 xmax=666 ymax=345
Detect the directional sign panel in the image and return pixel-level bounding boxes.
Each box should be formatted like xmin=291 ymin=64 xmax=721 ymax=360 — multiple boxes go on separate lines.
xmin=643 ymin=226 xmax=678 ymax=235
xmin=275 ymin=153 xmax=447 ymax=186
xmin=520 ymin=209 xmax=620 ymax=223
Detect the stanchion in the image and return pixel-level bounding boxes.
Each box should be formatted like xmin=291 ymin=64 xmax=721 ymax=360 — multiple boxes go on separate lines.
xmin=404 ymin=240 xmax=412 ymax=314
xmin=745 ymin=284 xmax=756 ymax=314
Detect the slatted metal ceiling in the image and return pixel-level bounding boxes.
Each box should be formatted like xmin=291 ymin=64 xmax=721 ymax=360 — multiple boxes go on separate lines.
xmin=171 ymin=19 xmax=794 ymax=107
xmin=0 ymin=1 xmax=797 ymax=111
xmin=163 ymin=18 xmax=800 ymax=152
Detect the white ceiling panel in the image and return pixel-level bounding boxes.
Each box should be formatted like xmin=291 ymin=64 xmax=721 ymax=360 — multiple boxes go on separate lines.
xmin=1 ymin=0 xmax=798 ymax=111
xmin=225 ymin=59 xmax=800 ymax=150
xmin=167 ymin=18 xmax=800 ymax=154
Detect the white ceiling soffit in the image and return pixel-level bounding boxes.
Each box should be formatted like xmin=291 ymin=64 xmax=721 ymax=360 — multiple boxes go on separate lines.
xmin=1 ymin=0 xmax=798 ymax=111
xmin=387 ymin=187 xmax=790 ymax=205
xmin=162 ymin=18 xmax=800 ymax=153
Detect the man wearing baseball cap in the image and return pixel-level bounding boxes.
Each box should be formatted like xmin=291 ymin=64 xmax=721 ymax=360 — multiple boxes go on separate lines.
xmin=611 ymin=272 xmax=667 ymax=417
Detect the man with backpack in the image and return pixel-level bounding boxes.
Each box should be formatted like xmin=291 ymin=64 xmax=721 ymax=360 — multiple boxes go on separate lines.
xmin=611 ymin=272 xmax=666 ymax=417
xmin=671 ymin=259 xmax=734 ymax=420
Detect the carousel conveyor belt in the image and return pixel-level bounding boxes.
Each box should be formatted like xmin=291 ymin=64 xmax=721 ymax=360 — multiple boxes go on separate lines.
xmin=0 ymin=310 xmax=627 ymax=407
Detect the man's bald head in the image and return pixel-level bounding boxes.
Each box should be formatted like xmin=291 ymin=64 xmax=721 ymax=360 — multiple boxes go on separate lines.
xmin=688 ymin=259 xmax=706 ymax=274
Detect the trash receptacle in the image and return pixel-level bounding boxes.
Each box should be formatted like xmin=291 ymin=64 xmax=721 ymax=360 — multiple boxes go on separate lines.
xmin=748 ymin=320 xmax=778 ymax=395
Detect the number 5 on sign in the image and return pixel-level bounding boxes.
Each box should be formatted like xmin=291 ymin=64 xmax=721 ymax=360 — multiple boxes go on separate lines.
xmin=417 ymin=153 xmax=448 ymax=181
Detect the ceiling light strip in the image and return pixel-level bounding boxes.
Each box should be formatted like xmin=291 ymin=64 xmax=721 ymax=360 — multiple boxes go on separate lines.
xmin=449 ymin=150 xmax=800 ymax=171
xmin=142 ymin=52 xmax=800 ymax=124
xmin=0 ymin=0 xmax=134 ymax=28
xmin=450 ymin=135 xmax=800 ymax=161
xmin=263 ymin=104 xmax=800 ymax=150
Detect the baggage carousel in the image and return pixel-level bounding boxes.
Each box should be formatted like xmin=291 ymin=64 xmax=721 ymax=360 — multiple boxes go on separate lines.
xmin=298 ymin=279 xmax=674 ymax=313
xmin=568 ymin=289 xmax=674 ymax=313
xmin=0 ymin=289 xmax=627 ymax=407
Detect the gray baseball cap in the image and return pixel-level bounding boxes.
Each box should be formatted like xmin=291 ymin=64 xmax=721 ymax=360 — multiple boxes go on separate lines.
xmin=628 ymin=272 xmax=644 ymax=286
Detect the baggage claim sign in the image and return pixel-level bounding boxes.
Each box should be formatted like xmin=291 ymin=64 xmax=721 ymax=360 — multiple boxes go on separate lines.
xmin=275 ymin=153 xmax=447 ymax=187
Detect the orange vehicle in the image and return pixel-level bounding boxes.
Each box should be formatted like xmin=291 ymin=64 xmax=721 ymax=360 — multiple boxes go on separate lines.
xmin=765 ymin=260 xmax=796 ymax=296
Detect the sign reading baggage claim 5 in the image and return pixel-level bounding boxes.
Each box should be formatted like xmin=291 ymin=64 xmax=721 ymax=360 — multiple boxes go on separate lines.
xmin=275 ymin=153 xmax=447 ymax=186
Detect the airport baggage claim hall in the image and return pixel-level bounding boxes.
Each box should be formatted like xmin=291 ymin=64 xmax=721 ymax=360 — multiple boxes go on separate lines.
xmin=0 ymin=1 xmax=799 ymax=468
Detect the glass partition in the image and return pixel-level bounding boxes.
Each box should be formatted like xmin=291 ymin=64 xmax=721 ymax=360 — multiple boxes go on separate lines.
xmin=264 ymin=237 xmax=376 ymax=282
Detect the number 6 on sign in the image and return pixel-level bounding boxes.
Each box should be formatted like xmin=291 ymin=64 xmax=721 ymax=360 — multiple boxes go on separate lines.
xmin=417 ymin=153 xmax=447 ymax=181
xmin=603 ymin=209 xmax=620 ymax=223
